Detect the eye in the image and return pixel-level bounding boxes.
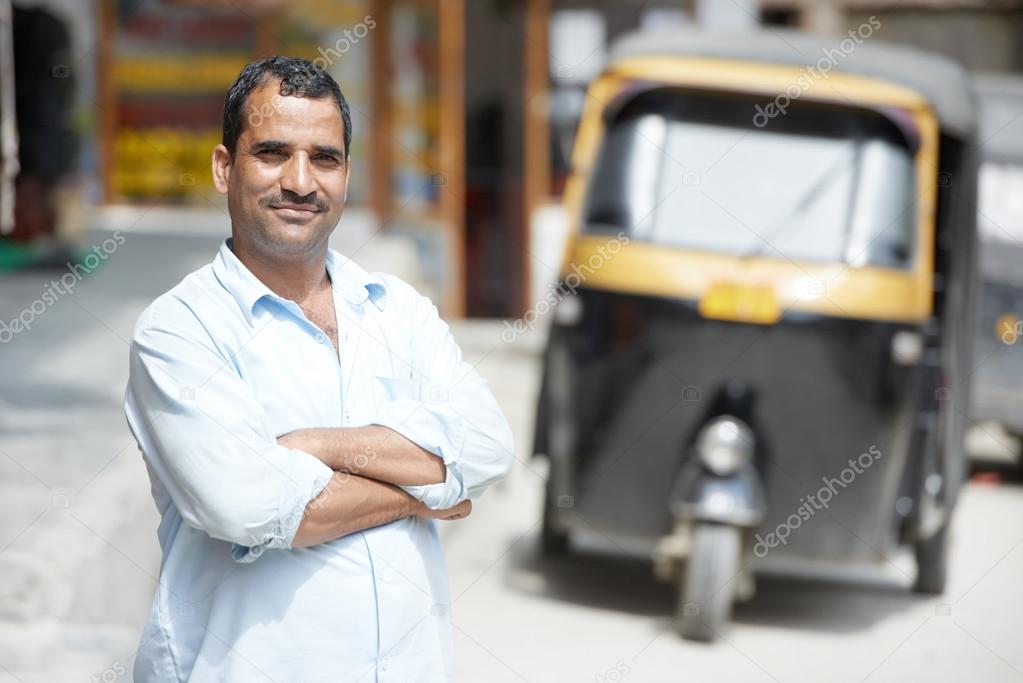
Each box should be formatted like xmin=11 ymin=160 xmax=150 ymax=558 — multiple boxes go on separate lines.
xmin=314 ymin=154 xmax=340 ymax=165
xmin=258 ymin=148 xmax=286 ymax=158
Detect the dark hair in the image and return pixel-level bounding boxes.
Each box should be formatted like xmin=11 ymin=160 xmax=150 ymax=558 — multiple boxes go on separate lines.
xmin=222 ymin=56 xmax=352 ymax=159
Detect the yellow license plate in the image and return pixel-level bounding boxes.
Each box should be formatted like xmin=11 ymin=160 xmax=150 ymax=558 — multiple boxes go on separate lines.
xmin=699 ymin=283 xmax=781 ymax=325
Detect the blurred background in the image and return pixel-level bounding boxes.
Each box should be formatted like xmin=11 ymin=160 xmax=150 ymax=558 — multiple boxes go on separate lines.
xmin=0 ymin=0 xmax=1022 ymax=681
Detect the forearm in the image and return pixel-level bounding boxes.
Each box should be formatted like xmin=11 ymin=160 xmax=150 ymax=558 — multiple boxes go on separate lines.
xmin=282 ymin=426 xmax=446 ymax=487
xmin=292 ymin=471 xmax=419 ymax=548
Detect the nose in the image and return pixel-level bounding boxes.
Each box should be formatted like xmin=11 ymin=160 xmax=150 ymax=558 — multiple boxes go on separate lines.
xmin=279 ymin=151 xmax=316 ymax=198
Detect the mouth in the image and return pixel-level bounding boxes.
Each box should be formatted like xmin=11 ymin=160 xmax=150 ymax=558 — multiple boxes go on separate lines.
xmin=268 ymin=203 xmax=322 ymax=221
xmin=270 ymin=203 xmax=320 ymax=213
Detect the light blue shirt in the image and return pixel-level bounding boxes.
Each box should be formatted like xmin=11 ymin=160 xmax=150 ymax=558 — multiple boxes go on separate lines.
xmin=125 ymin=239 xmax=514 ymax=682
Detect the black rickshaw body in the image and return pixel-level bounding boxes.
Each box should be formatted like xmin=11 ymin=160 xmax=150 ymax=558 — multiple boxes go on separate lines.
xmin=532 ymin=29 xmax=979 ymax=615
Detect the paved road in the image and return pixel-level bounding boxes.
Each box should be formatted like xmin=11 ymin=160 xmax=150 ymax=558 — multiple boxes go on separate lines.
xmin=0 ymin=228 xmax=1020 ymax=682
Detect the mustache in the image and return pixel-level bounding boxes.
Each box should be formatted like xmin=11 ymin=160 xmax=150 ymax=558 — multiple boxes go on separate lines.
xmin=259 ymin=192 xmax=327 ymax=212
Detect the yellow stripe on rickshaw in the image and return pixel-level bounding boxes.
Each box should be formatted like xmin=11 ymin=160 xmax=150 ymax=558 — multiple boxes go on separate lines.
xmin=564 ymin=236 xmax=931 ymax=324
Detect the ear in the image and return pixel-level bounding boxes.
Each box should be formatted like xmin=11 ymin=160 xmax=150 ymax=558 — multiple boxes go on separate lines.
xmin=212 ymin=144 xmax=232 ymax=194
xmin=343 ymin=161 xmax=350 ymax=203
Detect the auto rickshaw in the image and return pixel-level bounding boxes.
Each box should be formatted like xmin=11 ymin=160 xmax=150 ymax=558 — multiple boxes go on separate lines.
xmin=532 ymin=29 xmax=979 ymax=641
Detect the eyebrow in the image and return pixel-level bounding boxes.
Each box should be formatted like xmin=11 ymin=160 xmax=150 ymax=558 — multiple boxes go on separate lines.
xmin=250 ymin=140 xmax=288 ymax=152
xmin=250 ymin=140 xmax=345 ymax=158
xmin=312 ymin=144 xmax=345 ymax=158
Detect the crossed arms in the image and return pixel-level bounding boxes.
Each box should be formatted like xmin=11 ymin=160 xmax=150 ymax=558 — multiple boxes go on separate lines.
xmin=279 ymin=425 xmax=471 ymax=548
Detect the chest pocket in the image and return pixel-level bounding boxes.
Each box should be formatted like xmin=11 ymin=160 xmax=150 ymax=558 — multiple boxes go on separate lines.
xmin=355 ymin=299 xmax=418 ymax=376
xmin=354 ymin=299 xmax=424 ymax=418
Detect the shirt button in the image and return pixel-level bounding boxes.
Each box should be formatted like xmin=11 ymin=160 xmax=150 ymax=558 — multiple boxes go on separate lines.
xmin=315 ymin=333 xmax=326 ymax=343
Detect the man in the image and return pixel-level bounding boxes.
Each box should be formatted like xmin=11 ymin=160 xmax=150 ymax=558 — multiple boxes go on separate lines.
xmin=125 ymin=56 xmax=514 ymax=682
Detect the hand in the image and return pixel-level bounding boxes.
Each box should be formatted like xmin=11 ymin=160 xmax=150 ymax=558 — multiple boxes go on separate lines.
xmin=417 ymin=499 xmax=472 ymax=521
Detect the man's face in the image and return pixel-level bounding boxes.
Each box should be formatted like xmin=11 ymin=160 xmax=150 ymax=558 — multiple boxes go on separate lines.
xmin=213 ymin=80 xmax=349 ymax=258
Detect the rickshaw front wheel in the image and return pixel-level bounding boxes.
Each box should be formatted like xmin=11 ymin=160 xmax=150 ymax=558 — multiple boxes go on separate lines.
xmin=540 ymin=481 xmax=569 ymax=555
xmin=676 ymin=523 xmax=742 ymax=642
xmin=913 ymin=521 xmax=950 ymax=594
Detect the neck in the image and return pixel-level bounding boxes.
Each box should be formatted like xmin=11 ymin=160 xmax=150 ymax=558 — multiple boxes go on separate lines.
xmin=229 ymin=236 xmax=330 ymax=305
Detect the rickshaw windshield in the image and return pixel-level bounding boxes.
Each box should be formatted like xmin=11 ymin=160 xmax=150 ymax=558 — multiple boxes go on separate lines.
xmin=584 ymin=88 xmax=918 ymax=269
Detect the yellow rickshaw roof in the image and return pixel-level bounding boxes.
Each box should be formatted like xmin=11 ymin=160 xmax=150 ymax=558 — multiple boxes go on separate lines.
xmin=607 ymin=28 xmax=977 ymax=139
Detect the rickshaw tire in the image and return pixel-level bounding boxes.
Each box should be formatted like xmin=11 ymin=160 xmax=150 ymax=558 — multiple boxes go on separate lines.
xmin=540 ymin=483 xmax=569 ymax=555
xmin=913 ymin=522 xmax=949 ymax=595
xmin=676 ymin=523 xmax=741 ymax=642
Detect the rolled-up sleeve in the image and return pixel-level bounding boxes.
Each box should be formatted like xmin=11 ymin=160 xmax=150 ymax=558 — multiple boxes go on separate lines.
xmin=125 ymin=306 xmax=334 ymax=562
xmin=371 ymin=280 xmax=515 ymax=510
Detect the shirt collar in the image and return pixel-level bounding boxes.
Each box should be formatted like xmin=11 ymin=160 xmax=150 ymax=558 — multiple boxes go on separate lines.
xmin=326 ymin=247 xmax=388 ymax=312
xmin=212 ymin=239 xmax=387 ymax=326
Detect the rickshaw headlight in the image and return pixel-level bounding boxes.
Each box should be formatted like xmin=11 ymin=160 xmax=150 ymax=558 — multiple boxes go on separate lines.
xmin=891 ymin=330 xmax=924 ymax=366
xmin=553 ymin=294 xmax=583 ymax=326
xmin=696 ymin=417 xmax=754 ymax=476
